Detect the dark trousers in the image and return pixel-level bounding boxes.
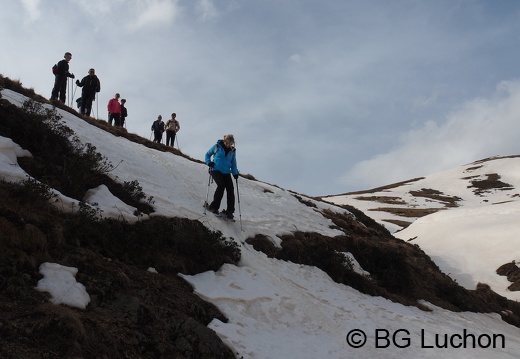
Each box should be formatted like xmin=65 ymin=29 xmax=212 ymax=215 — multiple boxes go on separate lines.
xmin=166 ymin=130 xmax=176 ymax=147
xmin=81 ymin=95 xmax=94 ymax=116
xmin=51 ymin=76 xmax=67 ymax=102
xmin=210 ymin=171 xmax=235 ymax=213
xmin=109 ymin=112 xmax=121 ymax=126
xmin=153 ymin=131 xmax=163 ymax=143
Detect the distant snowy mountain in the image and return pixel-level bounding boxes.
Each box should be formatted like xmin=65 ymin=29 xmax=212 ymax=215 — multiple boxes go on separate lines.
xmin=324 ymin=156 xmax=520 ymax=300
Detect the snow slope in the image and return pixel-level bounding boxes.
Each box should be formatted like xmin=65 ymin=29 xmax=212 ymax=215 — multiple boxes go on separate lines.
xmin=325 ymin=156 xmax=520 ymax=300
xmin=2 ymin=88 xmax=520 ymax=358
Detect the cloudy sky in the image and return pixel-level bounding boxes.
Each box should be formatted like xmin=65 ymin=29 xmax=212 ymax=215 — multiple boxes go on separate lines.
xmin=2 ymin=0 xmax=520 ymax=195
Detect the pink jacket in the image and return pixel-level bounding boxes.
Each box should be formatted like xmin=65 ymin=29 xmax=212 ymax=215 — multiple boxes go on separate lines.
xmin=107 ymin=98 xmax=121 ymax=113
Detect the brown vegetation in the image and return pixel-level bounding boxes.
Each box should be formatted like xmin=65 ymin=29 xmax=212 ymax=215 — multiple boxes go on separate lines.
xmin=247 ymin=206 xmax=520 ymax=328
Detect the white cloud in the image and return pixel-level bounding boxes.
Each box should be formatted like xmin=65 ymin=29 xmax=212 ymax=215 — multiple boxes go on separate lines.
xmin=71 ymin=0 xmax=180 ymax=30
xmin=4 ymin=0 xmax=520 ymax=195
xmin=128 ymin=0 xmax=180 ymax=31
xmin=340 ymin=79 xmax=520 ymax=190
xmin=71 ymin=0 xmax=116 ymax=16
xmin=19 ymin=0 xmax=41 ymax=22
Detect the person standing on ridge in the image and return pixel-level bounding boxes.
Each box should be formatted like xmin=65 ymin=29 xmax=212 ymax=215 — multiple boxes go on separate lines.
xmin=205 ymin=134 xmax=239 ymax=220
xmin=75 ymin=68 xmax=100 ymax=116
xmin=120 ymin=99 xmax=128 ymax=127
xmin=165 ymin=113 xmax=180 ymax=147
xmin=107 ymin=93 xmax=121 ymax=126
xmin=51 ymin=52 xmax=75 ymax=103
xmin=151 ymin=115 xmax=165 ymax=143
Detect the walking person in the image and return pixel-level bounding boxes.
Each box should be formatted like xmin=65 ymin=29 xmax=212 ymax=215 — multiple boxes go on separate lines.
xmin=204 ymin=134 xmax=239 ymax=220
xmin=120 ymin=99 xmax=128 ymax=127
xmin=165 ymin=113 xmax=180 ymax=147
xmin=151 ymin=115 xmax=165 ymax=143
xmin=75 ymin=68 xmax=100 ymax=116
xmin=107 ymin=93 xmax=121 ymax=126
xmin=50 ymin=52 xmax=75 ymax=103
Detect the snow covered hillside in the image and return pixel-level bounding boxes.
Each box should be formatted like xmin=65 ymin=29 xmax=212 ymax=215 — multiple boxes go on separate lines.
xmin=324 ymin=156 xmax=520 ymax=300
xmin=2 ymin=87 xmax=520 ymax=358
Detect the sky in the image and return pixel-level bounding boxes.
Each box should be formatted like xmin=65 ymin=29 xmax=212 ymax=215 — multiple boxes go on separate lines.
xmin=3 ymin=88 xmax=520 ymax=358
xmin=3 ymin=1 xmax=520 ymax=196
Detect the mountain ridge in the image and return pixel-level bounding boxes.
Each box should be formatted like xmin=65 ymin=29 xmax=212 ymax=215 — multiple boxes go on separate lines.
xmin=323 ymin=154 xmax=520 ymax=300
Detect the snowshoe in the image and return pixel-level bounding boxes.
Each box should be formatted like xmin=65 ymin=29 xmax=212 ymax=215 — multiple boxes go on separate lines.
xmin=203 ymin=202 xmax=219 ymax=214
xmin=220 ymin=210 xmax=236 ymax=222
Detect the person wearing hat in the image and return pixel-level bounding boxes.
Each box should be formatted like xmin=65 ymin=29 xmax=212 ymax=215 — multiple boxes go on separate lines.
xmin=75 ymin=68 xmax=100 ymax=117
xmin=204 ymin=134 xmax=239 ymax=219
xmin=50 ymin=52 xmax=75 ymax=103
xmin=120 ymin=99 xmax=128 ymax=127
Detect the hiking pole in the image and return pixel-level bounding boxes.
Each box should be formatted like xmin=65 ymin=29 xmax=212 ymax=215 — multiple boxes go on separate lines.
xmin=204 ymin=169 xmax=212 ymax=214
xmin=71 ymin=84 xmax=77 ymax=109
xmin=235 ymin=176 xmax=243 ymax=231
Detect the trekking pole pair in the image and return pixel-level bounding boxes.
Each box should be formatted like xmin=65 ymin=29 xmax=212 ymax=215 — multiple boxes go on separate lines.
xmin=203 ymin=170 xmax=242 ymax=231
xmin=71 ymin=81 xmax=77 ymax=108
xmin=66 ymin=78 xmax=78 ymax=108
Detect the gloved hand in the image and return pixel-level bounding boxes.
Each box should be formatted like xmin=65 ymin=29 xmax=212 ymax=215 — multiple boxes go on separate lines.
xmin=76 ymin=80 xmax=80 ymax=85
xmin=70 ymin=73 xmax=75 ymax=79
xmin=233 ymin=174 xmax=239 ymax=179
xmin=209 ymin=162 xmax=215 ymax=168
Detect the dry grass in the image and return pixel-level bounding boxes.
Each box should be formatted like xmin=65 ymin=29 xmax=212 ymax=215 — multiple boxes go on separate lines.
xmin=323 ymin=177 xmax=425 ymax=197
xmin=368 ymin=207 xmax=442 ymax=218
xmin=354 ymin=195 xmax=407 ymax=205
xmin=467 ymin=173 xmax=514 ymax=195
xmin=408 ymin=188 xmax=461 ymax=207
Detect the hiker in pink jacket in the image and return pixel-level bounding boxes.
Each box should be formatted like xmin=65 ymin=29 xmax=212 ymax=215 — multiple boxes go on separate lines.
xmin=107 ymin=93 xmax=121 ymax=126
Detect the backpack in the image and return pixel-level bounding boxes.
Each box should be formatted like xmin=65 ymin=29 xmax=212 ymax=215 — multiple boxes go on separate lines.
xmin=52 ymin=64 xmax=58 ymax=75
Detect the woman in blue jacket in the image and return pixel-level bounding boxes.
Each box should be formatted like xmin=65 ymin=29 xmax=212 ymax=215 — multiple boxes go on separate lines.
xmin=205 ymin=134 xmax=239 ymax=219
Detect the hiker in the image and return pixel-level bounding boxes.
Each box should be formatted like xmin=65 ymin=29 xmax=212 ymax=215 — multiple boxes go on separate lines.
xmin=205 ymin=134 xmax=239 ymax=220
xmin=107 ymin=93 xmax=121 ymax=126
xmin=50 ymin=52 xmax=75 ymax=103
xmin=120 ymin=99 xmax=128 ymax=127
xmin=75 ymin=68 xmax=100 ymax=117
xmin=165 ymin=113 xmax=180 ymax=147
xmin=151 ymin=115 xmax=165 ymax=143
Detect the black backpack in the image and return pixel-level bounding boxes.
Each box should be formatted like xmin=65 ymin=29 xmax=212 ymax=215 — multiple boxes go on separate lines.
xmin=52 ymin=64 xmax=58 ymax=75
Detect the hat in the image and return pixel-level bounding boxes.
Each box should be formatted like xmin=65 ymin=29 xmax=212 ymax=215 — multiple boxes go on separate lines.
xmin=121 ymin=99 xmax=126 ymax=103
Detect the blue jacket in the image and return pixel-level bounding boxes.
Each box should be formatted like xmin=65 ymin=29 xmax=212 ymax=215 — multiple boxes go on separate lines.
xmin=205 ymin=140 xmax=238 ymax=176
